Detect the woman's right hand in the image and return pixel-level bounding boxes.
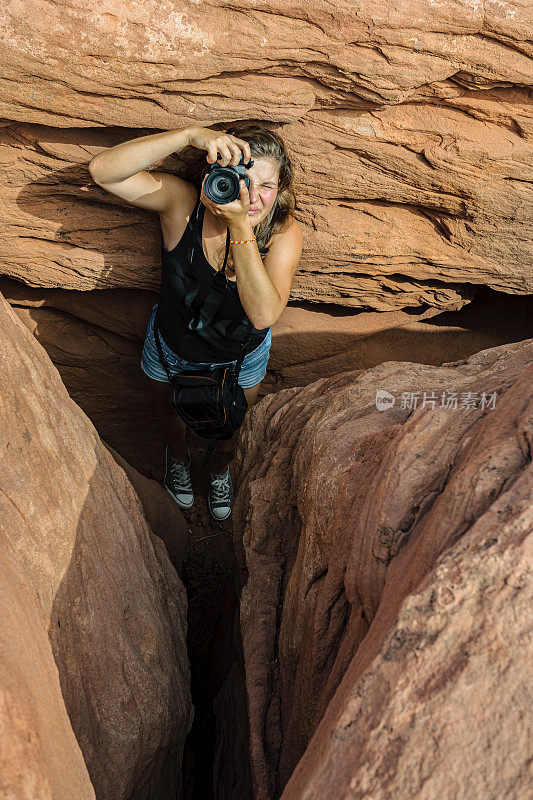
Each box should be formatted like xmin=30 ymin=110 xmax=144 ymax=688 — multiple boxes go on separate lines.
xmin=187 ymin=127 xmax=251 ymax=167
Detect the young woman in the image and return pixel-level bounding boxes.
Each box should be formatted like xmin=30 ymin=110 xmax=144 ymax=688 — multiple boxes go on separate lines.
xmin=89 ymin=125 xmax=303 ymax=520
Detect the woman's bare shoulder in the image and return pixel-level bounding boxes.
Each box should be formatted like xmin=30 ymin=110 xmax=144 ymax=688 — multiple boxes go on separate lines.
xmin=274 ymin=215 xmax=304 ymax=247
xmin=264 ymin=215 xmax=303 ymax=269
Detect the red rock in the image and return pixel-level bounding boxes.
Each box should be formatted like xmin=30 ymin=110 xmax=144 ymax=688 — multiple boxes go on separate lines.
xmin=0 ymin=124 xmax=161 ymax=292
xmin=1 ymin=1 xmax=531 ymax=127
xmin=283 ymin=105 xmax=533 ymax=308
xmin=0 ymin=277 xmax=159 ymax=341
xmin=0 ymin=2 xmax=531 ymax=316
xmin=2 ymin=2 xmax=532 ymax=791
xmin=0 ymin=530 xmax=96 ymax=799
xmin=1 ymin=109 xmax=531 ymax=310
xmin=232 ymin=337 xmax=533 ymax=799
xmin=0 ymin=292 xmax=192 ymax=799
xmin=267 ymin=289 xmax=533 ymax=391
xmin=5 ymin=301 xmax=161 ymax=476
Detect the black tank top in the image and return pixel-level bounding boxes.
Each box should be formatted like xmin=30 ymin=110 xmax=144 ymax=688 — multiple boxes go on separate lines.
xmin=157 ymin=196 xmax=270 ymax=362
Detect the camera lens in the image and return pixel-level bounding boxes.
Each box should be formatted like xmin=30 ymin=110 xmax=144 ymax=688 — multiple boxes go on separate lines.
xmin=204 ymin=167 xmax=240 ymax=204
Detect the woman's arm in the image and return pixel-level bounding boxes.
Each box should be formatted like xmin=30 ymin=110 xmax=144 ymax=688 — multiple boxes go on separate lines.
xmin=229 ymin=215 xmax=303 ymax=329
xmin=87 ymin=127 xmax=252 ymax=214
xmin=200 ymin=177 xmax=303 ymax=329
xmin=88 ymin=128 xmax=194 ymax=185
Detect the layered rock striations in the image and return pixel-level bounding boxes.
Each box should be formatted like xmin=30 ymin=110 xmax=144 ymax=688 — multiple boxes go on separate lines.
xmin=232 ymin=338 xmax=533 ymax=800
xmin=0 ymin=1 xmax=532 ymax=310
xmin=1 ymin=106 xmax=531 ymax=310
xmin=3 ymin=1 xmax=531 ymax=126
xmin=0 ymin=292 xmax=192 ymax=799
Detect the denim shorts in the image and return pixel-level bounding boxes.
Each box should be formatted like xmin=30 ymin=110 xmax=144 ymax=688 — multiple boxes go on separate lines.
xmin=140 ymin=305 xmax=271 ymax=389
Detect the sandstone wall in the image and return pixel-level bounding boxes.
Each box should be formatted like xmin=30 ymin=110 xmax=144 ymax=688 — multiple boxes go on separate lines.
xmin=1 ymin=4 xmax=532 ymax=796
xmin=0 ymin=528 xmax=96 ymax=799
xmin=0 ymin=274 xmax=530 ymax=480
xmin=1 ymin=0 xmax=532 ymax=311
xmin=232 ymin=338 xmax=533 ymax=799
xmin=0 ymin=292 xmax=192 ymax=799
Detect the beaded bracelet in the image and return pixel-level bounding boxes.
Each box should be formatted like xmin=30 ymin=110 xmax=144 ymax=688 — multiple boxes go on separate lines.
xmin=230 ymin=237 xmax=256 ymax=245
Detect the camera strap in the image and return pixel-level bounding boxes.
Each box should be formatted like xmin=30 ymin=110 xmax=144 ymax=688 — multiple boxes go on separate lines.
xmin=185 ymin=203 xmax=230 ymax=331
xmin=183 ymin=200 xmax=254 ymax=370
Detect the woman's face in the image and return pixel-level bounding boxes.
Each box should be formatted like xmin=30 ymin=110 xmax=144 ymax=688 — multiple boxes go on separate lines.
xmin=244 ymin=157 xmax=280 ymax=227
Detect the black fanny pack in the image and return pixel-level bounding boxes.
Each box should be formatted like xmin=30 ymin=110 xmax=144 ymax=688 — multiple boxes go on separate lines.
xmin=153 ymin=205 xmax=254 ymax=441
xmin=153 ymin=311 xmax=252 ymax=441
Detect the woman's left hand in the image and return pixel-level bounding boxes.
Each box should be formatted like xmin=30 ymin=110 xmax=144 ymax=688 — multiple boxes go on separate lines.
xmin=200 ymin=176 xmax=250 ymax=227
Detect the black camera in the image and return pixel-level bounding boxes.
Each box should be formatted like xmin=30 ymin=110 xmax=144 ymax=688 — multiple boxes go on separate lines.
xmin=203 ymin=154 xmax=254 ymax=204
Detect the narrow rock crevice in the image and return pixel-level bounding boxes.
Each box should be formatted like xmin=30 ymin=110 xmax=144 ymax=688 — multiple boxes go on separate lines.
xmin=180 ymin=527 xmax=252 ymax=800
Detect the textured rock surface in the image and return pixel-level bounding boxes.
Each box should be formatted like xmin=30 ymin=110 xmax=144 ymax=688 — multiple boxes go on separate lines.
xmin=1 ymin=113 xmax=531 ymax=309
xmin=1 ymin=2 xmax=532 ymax=309
xmin=0 ymin=530 xmax=96 ymax=800
xmin=0 ymin=125 xmax=162 ymax=293
xmin=0 ymin=279 xmax=158 ymax=341
xmin=267 ymin=287 xmax=533 ymax=390
xmin=2 ymin=3 xmax=532 ymax=795
xmin=0 ymin=291 xmax=192 ymax=800
xmin=1 ymin=1 xmax=531 ymax=125
xmin=232 ymin=337 xmax=533 ymax=799
xmin=7 ymin=300 xmax=159 ymax=477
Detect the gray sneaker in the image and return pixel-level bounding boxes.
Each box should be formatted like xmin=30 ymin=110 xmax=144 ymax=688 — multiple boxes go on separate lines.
xmin=208 ymin=456 xmax=233 ymax=521
xmin=164 ymin=445 xmax=194 ymax=509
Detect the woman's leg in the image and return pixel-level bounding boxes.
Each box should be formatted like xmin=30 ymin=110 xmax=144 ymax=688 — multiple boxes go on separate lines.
xmin=147 ymin=376 xmax=190 ymax=462
xmin=210 ymin=383 xmax=261 ymax=475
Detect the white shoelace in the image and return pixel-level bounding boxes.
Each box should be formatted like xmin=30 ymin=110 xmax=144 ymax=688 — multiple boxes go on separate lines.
xmin=210 ymin=469 xmax=231 ymax=502
xmin=169 ymin=459 xmax=192 ymax=490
